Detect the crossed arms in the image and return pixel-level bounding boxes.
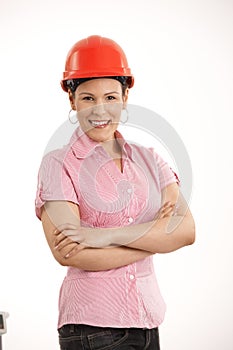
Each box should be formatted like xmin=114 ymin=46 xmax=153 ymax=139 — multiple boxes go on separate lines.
xmin=41 ymin=183 xmax=195 ymax=271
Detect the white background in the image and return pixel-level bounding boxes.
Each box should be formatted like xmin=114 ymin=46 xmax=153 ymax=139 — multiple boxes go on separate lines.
xmin=0 ymin=0 xmax=233 ymax=349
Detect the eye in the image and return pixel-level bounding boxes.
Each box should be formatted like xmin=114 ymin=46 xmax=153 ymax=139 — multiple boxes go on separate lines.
xmin=106 ymin=95 xmax=116 ymax=101
xmin=82 ymin=96 xmax=94 ymax=101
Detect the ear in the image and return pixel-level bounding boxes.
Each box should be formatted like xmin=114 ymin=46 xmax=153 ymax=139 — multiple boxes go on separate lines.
xmin=123 ymin=88 xmax=129 ymax=109
xmin=68 ymin=90 xmax=76 ymax=110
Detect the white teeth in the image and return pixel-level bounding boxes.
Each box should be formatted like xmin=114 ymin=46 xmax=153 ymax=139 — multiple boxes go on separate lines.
xmin=90 ymin=120 xmax=109 ymax=126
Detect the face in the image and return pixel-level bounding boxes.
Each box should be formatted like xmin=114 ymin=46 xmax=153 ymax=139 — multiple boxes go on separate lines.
xmin=69 ymin=78 xmax=128 ymax=142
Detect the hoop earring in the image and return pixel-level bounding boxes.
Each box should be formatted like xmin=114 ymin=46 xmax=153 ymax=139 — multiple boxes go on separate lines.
xmin=68 ymin=109 xmax=78 ymax=124
xmin=120 ymin=108 xmax=129 ymax=124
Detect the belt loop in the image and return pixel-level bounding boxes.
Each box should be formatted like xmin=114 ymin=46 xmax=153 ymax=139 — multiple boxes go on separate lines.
xmin=70 ymin=324 xmax=75 ymax=334
xmin=143 ymin=328 xmax=151 ymax=349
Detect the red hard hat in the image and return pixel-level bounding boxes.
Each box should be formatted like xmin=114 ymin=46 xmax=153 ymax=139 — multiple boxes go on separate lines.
xmin=61 ymin=35 xmax=134 ymax=92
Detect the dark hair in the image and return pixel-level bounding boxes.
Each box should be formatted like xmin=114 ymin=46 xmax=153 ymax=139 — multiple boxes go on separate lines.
xmin=65 ymin=76 xmax=129 ymax=96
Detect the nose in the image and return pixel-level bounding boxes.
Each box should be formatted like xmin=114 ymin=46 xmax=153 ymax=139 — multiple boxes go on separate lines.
xmin=92 ymin=102 xmax=106 ymax=116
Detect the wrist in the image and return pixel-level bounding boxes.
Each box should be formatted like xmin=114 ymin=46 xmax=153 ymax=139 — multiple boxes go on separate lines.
xmin=108 ymin=227 xmax=121 ymax=246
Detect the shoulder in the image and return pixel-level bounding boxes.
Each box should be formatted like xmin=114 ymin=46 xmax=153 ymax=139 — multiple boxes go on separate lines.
xmin=40 ymin=145 xmax=73 ymax=170
xmin=128 ymin=142 xmax=179 ymax=186
xmin=129 ymin=142 xmax=151 ymax=155
xmin=129 ymin=143 xmax=162 ymax=163
xmin=40 ymin=127 xmax=82 ymax=167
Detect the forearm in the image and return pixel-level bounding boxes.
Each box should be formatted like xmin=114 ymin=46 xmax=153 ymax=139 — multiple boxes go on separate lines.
xmin=78 ymin=186 xmax=195 ymax=253
xmin=81 ymin=213 xmax=194 ymax=254
xmin=65 ymin=216 xmax=192 ymax=268
xmin=112 ymin=215 xmax=195 ymax=253
xmin=41 ymin=202 xmax=152 ymax=271
xmin=112 ymin=187 xmax=196 ymax=253
xmin=61 ymin=246 xmax=152 ymax=271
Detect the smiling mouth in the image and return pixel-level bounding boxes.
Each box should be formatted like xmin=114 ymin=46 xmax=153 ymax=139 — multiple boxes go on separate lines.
xmin=89 ymin=120 xmax=111 ymax=128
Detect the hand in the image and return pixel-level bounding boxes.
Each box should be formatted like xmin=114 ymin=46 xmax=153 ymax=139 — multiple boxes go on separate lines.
xmin=53 ymin=230 xmax=84 ymax=259
xmin=155 ymin=201 xmax=175 ymax=220
xmin=54 ymin=224 xmax=112 ymax=258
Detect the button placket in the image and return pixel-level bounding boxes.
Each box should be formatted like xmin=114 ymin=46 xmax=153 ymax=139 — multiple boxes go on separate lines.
xmin=127 ymin=262 xmax=136 ymax=281
xmin=123 ymin=158 xmax=137 ymax=225
xmin=128 ymin=217 xmax=134 ymax=223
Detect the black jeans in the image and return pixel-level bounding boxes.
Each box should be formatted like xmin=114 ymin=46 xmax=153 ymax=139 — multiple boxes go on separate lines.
xmin=58 ymin=324 xmax=160 ymax=350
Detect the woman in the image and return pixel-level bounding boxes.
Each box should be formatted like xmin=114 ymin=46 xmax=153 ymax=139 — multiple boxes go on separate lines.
xmin=35 ymin=35 xmax=195 ymax=350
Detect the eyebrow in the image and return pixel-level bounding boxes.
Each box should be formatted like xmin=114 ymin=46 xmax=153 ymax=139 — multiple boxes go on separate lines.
xmin=78 ymin=91 xmax=120 ymax=96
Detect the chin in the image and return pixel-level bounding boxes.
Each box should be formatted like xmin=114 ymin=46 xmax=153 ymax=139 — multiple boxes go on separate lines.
xmin=86 ymin=128 xmax=116 ymax=143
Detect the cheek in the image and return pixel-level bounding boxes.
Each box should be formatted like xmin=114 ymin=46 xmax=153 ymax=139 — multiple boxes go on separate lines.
xmin=76 ymin=105 xmax=92 ymax=122
xmin=106 ymin=102 xmax=123 ymax=118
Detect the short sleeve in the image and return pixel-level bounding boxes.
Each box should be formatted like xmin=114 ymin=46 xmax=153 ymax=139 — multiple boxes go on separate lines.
xmin=35 ymin=150 xmax=79 ymax=220
xmin=152 ymin=150 xmax=180 ymax=190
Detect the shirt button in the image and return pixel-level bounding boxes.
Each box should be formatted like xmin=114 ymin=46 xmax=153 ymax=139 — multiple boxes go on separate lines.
xmin=129 ymin=274 xmax=135 ymax=280
xmin=128 ymin=217 xmax=134 ymax=223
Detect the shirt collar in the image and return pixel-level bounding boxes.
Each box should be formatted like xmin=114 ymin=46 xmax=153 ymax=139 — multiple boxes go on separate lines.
xmin=70 ymin=126 xmax=134 ymax=161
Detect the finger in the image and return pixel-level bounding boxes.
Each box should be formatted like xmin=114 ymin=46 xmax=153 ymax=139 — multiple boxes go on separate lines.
xmin=161 ymin=201 xmax=173 ymax=211
xmin=155 ymin=202 xmax=171 ymax=218
xmin=59 ymin=242 xmax=79 ymax=259
xmin=54 ymin=227 xmax=81 ymax=239
xmin=64 ymin=243 xmax=86 ymax=259
xmin=162 ymin=203 xmax=175 ymax=214
xmin=158 ymin=203 xmax=175 ymax=219
xmin=59 ymin=230 xmax=85 ymax=243
xmin=164 ymin=207 xmax=176 ymax=218
xmin=53 ymin=230 xmax=75 ymax=244
xmin=54 ymin=223 xmax=77 ymax=235
xmin=60 ymin=229 xmax=85 ymax=243
xmin=55 ymin=237 xmax=73 ymax=251
xmin=55 ymin=232 xmax=85 ymax=250
xmin=53 ymin=232 xmax=68 ymax=247
xmin=62 ymin=229 xmax=82 ymax=238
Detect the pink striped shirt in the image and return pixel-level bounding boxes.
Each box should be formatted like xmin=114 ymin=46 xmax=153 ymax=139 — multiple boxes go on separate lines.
xmin=35 ymin=127 xmax=178 ymax=329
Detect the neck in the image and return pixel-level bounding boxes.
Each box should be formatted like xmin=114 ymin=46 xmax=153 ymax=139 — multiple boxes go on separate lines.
xmin=101 ymin=137 xmax=122 ymax=158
